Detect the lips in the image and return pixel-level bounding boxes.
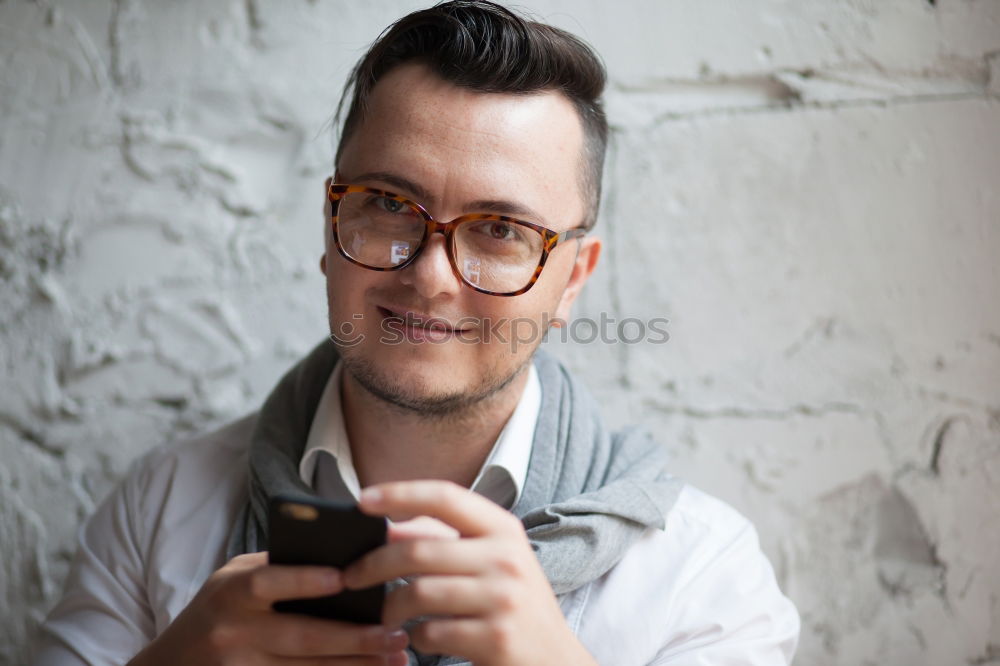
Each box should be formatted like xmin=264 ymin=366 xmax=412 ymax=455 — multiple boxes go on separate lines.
xmin=377 ymin=304 xmax=473 ymax=340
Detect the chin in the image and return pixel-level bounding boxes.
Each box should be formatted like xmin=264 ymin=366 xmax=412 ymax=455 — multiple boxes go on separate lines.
xmin=339 ymin=339 xmax=527 ymax=417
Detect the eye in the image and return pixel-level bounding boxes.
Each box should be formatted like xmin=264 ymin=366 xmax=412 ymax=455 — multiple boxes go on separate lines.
xmin=375 ymin=196 xmax=407 ymax=214
xmin=485 ymin=221 xmax=517 ymax=240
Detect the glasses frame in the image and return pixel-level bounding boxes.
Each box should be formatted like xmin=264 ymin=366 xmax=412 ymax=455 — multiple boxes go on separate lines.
xmin=327 ymin=182 xmax=587 ymax=296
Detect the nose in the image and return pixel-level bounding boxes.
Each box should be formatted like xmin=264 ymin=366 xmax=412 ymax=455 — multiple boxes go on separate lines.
xmin=397 ymin=231 xmax=462 ymax=299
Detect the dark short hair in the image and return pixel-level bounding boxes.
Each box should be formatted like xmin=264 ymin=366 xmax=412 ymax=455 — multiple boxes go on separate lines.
xmin=334 ymin=0 xmax=608 ymax=228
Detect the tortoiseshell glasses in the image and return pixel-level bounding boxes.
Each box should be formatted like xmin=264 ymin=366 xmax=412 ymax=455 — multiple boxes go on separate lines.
xmin=327 ymin=183 xmax=587 ymax=296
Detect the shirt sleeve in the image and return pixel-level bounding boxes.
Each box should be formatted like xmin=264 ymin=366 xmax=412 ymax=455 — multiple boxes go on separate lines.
xmin=33 ymin=457 xmax=157 ymax=666
xmin=648 ymin=521 xmax=800 ymax=665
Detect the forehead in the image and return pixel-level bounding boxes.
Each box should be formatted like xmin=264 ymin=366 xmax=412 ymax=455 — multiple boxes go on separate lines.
xmin=338 ymin=63 xmax=587 ymax=227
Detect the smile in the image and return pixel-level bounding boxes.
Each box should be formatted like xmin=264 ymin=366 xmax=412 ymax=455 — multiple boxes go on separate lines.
xmin=376 ymin=305 xmax=473 ymax=341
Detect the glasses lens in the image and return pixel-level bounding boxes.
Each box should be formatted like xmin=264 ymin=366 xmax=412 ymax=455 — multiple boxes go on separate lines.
xmin=454 ymin=219 xmax=544 ymax=294
xmin=336 ymin=192 xmax=424 ymax=268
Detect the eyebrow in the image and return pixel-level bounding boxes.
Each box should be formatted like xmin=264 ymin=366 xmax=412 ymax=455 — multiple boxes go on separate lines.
xmin=349 ymin=170 xmax=550 ymax=226
xmin=351 ymin=171 xmax=434 ymax=203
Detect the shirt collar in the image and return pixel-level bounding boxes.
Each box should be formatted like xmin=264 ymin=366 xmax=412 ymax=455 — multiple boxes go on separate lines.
xmin=299 ymin=360 xmax=541 ymax=509
xmin=470 ymin=363 xmax=539 ymax=508
xmin=298 ymin=362 xmax=363 ymax=500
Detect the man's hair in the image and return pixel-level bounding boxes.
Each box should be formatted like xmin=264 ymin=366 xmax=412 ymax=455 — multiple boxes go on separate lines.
xmin=334 ymin=0 xmax=608 ymax=229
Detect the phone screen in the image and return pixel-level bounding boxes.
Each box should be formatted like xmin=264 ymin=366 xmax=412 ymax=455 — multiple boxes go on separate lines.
xmin=267 ymin=494 xmax=388 ymax=624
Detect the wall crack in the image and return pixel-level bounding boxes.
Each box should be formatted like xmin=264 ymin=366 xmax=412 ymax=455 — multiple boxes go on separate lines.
xmin=648 ymin=90 xmax=997 ymax=127
xmin=642 ymin=399 xmax=865 ymax=421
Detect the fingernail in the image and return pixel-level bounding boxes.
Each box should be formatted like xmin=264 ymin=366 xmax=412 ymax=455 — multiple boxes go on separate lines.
xmin=385 ymin=629 xmax=409 ymax=649
xmin=366 ymin=625 xmax=407 ymax=650
xmin=361 ymin=487 xmax=383 ymax=504
xmin=322 ymin=569 xmax=342 ymax=590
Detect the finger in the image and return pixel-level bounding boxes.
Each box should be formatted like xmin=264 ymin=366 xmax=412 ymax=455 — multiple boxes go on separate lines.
xmin=389 ymin=516 xmax=460 ymax=543
xmin=382 ymin=576 xmax=500 ymax=628
xmin=409 ymin=617 xmax=493 ymax=662
xmin=360 ymin=481 xmax=519 ymax=537
xmin=344 ymin=539 xmax=487 ymax=590
xmin=223 ymin=550 xmax=269 ymax=572
xmin=252 ymin=615 xmax=408 ymax=657
xmin=239 ymin=563 xmax=343 ymax=607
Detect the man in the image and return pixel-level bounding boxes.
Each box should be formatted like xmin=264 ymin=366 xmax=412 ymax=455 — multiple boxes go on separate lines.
xmin=35 ymin=2 xmax=799 ymax=664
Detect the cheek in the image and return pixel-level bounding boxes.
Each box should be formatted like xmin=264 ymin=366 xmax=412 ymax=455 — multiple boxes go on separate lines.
xmin=477 ymin=291 xmax=560 ymax=348
xmin=523 ymin=261 xmax=572 ymax=314
xmin=325 ymin=259 xmax=369 ymax=313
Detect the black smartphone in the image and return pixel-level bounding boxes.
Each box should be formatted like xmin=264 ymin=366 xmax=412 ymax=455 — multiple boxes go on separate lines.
xmin=267 ymin=494 xmax=388 ymax=624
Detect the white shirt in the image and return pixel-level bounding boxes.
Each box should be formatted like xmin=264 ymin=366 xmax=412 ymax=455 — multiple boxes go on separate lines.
xmin=299 ymin=362 xmax=539 ymax=510
xmin=35 ymin=363 xmax=799 ymax=665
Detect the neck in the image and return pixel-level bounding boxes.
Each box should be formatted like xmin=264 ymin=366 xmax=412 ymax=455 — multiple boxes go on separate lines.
xmin=339 ymin=364 xmax=530 ymax=489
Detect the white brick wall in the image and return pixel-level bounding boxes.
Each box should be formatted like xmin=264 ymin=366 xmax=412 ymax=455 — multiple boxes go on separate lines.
xmin=1 ymin=1 xmax=997 ymax=664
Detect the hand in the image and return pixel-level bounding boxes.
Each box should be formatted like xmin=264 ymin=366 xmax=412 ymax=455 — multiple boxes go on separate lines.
xmin=344 ymin=481 xmax=598 ymax=666
xmin=128 ymin=551 xmax=410 ymax=666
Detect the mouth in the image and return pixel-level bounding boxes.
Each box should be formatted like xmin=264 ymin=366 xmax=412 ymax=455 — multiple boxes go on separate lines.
xmin=376 ymin=305 xmax=473 ymax=342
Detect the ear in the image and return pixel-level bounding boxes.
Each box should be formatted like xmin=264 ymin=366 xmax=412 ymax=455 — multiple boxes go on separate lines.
xmin=320 ymin=176 xmax=333 ymax=275
xmin=553 ymin=235 xmax=601 ymax=323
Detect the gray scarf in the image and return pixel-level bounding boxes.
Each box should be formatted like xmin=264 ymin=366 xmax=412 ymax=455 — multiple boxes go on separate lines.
xmin=227 ymin=338 xmax=681 ymax=665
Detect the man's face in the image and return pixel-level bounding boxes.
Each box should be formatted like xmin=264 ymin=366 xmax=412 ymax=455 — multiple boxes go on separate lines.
xmin=321 ymin=63 xmax=600 ymax=414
